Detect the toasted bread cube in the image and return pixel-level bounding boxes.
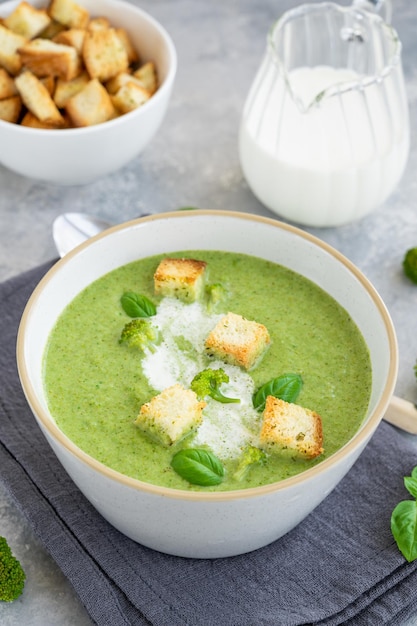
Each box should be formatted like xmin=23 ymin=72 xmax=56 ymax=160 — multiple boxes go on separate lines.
xmin=205 ymin=312 xmax=270 ymax=370
xmin=40 ymin=74 xmax=56 ymax=95
xmin=53 ymin=69 xmax=88 ymax=108
xmin=20 ymin=109 xmax=70 ymax=128
xmin=0 ymin=94 xmax=21 ymax=123
xmin=18 ymin=38 xmax=82 ymax=81
xmin=133 ymin=61 xmax=157 ymax=94
xmin=4 ymin=1 xmax=51 ymax=39
xmin=111 ymin=81 xmax=150 ymax=114
xmin=48 ymin=0 xmax=89 ymax=29
xmin=105 ymin=71 xmax=133 ymax=95
xmin=53 ymin=27 xmax=86 ymax=54
xmin=135 ymin=384 xmax=206 ymax=446
xmin=0 ymin=67 xmax=17 ymax=99
xmin=259 ymin=396 xmax=324 ymax=459
xmin=107 ymin=68 xmax=156 ymax=96
xmin=15 ymin=70 xmax=65 ymax=126
xmin=65 ymin=77 xmax=117 ymax=127
xmin=105 ymin=71 xmax=154 ymax=95
xmin=115 ymin=27 xmax=138 ymax=64
xmin=0 ymin=24 xmax=27 ymax=75
xmin=82 ymin=28 xmax=128 ymax=82
xmin=38 ymin=19 xmax=66 ymax=40
xmin=87 ymin=16 xmax=110 ymax=31
xmin=154 ymin=257 xmax=208 ymax=303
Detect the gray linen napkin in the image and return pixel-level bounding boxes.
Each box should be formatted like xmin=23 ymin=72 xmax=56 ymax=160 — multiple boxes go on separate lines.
xmin=1 ymin=260 xmax=417 ymax=626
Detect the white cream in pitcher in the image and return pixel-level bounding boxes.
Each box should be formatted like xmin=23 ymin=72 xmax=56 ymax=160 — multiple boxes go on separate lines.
xmin=239 ymin=64 xmax=409 ymax=227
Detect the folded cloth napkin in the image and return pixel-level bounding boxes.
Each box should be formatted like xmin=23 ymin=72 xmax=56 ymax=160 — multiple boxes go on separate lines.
xmin=1 ymin=261 xmax=417 ymax=626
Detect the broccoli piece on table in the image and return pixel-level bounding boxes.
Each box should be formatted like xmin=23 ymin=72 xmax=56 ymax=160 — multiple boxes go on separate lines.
xmin=403 ymin=247 xmax=417 ymax=284
xmin=119 ymin=318 xmax=159 ymax=352
xmin=190 ymin=367 xmax=240 ymax=404
xmin=233 ymin=446 xmax=267 ymax=481
xmin=0 ymin=536 xmax=25 ymax=602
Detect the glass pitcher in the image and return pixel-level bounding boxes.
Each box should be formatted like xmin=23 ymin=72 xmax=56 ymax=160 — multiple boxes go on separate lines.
xmin=239 ymin=1 xmax=409 ymax=227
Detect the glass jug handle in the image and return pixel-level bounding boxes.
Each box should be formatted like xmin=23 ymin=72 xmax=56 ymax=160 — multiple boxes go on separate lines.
xmin=352 ymin=0 xmax=392 ymax=23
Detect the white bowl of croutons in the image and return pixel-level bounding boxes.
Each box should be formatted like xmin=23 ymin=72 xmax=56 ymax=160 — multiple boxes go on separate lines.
xmin=0 ymin=0 xmax=176 ymax=184
xmin=16 ymin=210 xmax=398 ymax=558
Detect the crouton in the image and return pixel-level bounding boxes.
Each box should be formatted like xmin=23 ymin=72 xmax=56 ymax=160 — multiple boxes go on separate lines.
xmin=20 ymin=109 xmax=69 ymax=128
xmin=135 ymin=384 xmax=206 ymax=446
xmin=87 ymin=16 xmax=110 ymax=32
xmin=48 ymin=0 xmax=89 ymax=29
xmin=106 ymin=66 xmax=156 ymax=96
xmin=3 ymin=1 xmax=51 ymax=39
xmin=38 ymin=19 xmax=66 ymax=40
xmin=53 ymin=69 xmax=88 ymax=107
xmin=18 ymin=38 xmax=82 ymax=81
xmin=15 ymin=70 xmax=65 ymax=126
xmin=115 ymin=27 xmax=138 ymax=65
xmin=82 ymin=28 xmax=129 ymax=82
xmin=65 ymin=77 xmax=117 ymax=126
xmin=53 ymin=27 xmax=86 ymax=54
xmin=154 ymin=257 xmax=208 ymax=303
xmin=0 ymin=24 xmax=27 ymax=75
xmin=259 ymin=396 xmax=324 ymax=459
xmin=105 ymin=71 xmax=133 ymax=95
xmin=40 ymin=74 xmax=55 ymax=95
xmin=133 ymin=61 xmax=157 ymax=94
xmin=205 ymin=312 xmax=270 ymax=370
xmin=111 ymin=81 xmax=150 ymax=114
xmin=0 ymin=67 xmax=17 ymax=99
xmin=0 ymin=94 xmax=21 ymax=123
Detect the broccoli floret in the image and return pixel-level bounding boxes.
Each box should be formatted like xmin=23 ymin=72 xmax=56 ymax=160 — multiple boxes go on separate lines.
xmin=0 ymin=536 xmax=25 ymax=602
xmin=205 ymin=283 xmax=227 ymax=311
xmin=190 ymin=368 xmax=240 ymax=404
xmin=233 ymin=446 xmax=267 ymax=481
xmin=403 ymin=247 xmax=417 ymax=284
xmin=119 ymin=319 xmax=159 ymax=352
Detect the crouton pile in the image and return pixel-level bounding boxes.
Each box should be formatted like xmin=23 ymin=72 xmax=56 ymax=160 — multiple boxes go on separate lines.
xmin=0 ymin=0 xmax=158 ymax=127
xmin=134 ymin=256 xmax=324 ymax=461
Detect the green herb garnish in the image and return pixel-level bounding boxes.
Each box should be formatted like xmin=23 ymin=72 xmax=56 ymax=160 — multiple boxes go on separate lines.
xmin=391 ymin=466 xmax=417 ymax=562
xmin=253 ymin=373 xmax=303 ymax=411
xmin=190 ymin=368 xmax=240 ymax=404
xmin=171 ymin=448 xmax=225 ymax=486
xmin=121 ymin=291 xmax=156 ymax=318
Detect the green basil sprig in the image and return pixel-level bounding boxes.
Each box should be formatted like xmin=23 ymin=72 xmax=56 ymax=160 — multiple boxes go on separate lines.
xmin=253 ymin=373 xmax=303 ymax=412
xmin=171 ymin=448 xmax=225 ymax=486
xmin=121 ymin=292 xmax=156 ymax=318
xmin=391 ymin=466 xmax=417 ymax=562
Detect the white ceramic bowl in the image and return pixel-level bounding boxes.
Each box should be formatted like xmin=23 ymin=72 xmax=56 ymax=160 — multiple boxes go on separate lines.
xmin=17 ymin=210 xmax=398 ymax=558
xmin=0 ymin=0 xmax=176 ymax=185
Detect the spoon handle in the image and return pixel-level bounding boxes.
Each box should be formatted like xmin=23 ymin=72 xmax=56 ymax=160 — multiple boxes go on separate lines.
xmin=384 ymin=395 xmax=417 ymax=434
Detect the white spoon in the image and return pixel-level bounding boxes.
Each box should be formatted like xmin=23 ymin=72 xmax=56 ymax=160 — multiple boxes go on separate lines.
xmin=52 ymin=211 xmax=417 ymax=435
xmin=53 ymin=212 xmax=113 ymax=258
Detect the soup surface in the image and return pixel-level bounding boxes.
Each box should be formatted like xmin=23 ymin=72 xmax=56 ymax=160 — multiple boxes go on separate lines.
xmin=43 ymin=250 xmax=372 ymax=491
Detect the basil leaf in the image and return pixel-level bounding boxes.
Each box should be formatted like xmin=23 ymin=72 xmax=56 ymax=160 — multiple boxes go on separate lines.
xmin=121 ymin=292 xmax=156 ymax=318
xmin=253 ymin=373 xmax=303 ymax=411
xmin=391 ymin=499 xmax=417 ymax=562
xmin=171 ymin=448 xmax=225 ymax=486
xmin=404 ymin=476 xmax=417 ymax=499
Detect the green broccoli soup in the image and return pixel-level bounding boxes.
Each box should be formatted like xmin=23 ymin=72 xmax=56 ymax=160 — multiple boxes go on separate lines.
xmin=43 ymin=250 xmax=372 ymax=492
